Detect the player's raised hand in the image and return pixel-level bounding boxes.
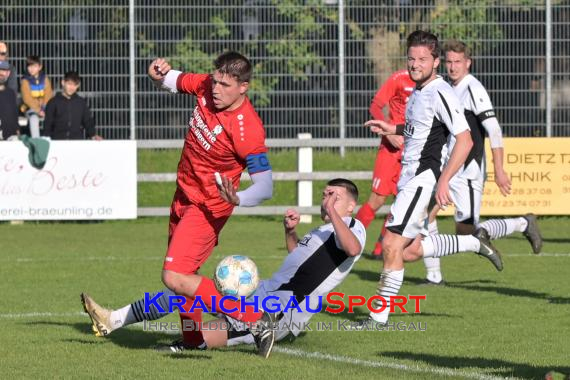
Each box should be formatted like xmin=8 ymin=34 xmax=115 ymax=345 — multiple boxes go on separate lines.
xmin=323 ymin=188 xmax=340 ymax=217
xmin=215 ymin=172 xmax=240 ymax=206
xmin=365 ymin=119 xmax=397 ymax=136
xmin=148 ymin=58 xmax=171 ymax=81
xmin=435 ymin=180 xmax=452 ymax=210
xmin=494 ymin=169 xmax=512 ymax=196
xmin=283 ymin=209 xmax=300 ymax=231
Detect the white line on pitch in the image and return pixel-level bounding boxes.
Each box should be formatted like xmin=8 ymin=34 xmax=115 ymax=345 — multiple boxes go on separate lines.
xmin=274 ymin=347 xmax=519 ymax=380
xmin=0 ymin=311 xmax=86 ymax=318
xmin=0 ymin=311 xmax=522 ymax=379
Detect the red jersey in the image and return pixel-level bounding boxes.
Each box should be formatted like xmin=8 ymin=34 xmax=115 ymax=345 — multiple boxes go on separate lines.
xmin=175 ymin=73 xmax=267 ymax=217
xmin=370 ymin=70 xmax=415 ymax=153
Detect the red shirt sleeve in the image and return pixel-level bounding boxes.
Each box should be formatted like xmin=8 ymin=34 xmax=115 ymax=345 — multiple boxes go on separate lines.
xmin=176 ymin=73 xmax=210 ymax=95
xmin=232 ymin=110 xmax=267 ymax=160
xmin=369 ymin=73 xmax=398 ymax=120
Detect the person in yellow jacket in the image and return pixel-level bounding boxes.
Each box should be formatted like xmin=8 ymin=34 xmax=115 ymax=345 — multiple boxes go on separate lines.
xmin=20 ymin=55 xmax=53 ymax=138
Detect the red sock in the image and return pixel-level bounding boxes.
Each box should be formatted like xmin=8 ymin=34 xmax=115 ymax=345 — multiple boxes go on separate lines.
xmin=372 ymin=241 xmax=383 ymax=255
xmin=180 ymin=297 xmax=204 ymax=347
xmin=195 ymin=276 xmax=262 ymax=323
xmin=372 ymin=216 xmax=390 ymax=255
xmin=356 ymin=203 xmax=376 ymax=228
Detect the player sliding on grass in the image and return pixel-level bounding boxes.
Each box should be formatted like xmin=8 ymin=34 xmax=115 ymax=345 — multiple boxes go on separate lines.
xmin=421 ymin=40 xmax=543 ymax=285
xmin=82 ymin=51 xmax=276 ymax=357
xmin=81 ymin=179 xmax=366 ymax=351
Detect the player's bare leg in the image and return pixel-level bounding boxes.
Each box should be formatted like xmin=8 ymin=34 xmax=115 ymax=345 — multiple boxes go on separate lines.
xmin=356 ymin=193 xmax=388 ymax=258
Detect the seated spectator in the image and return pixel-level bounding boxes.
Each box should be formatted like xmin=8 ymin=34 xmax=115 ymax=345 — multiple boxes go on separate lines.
xmin=21 ymin=55 xmax=53 ymax=138
xmin=0 ymin=41 xmax=18 ymax=94
xmin=43 ymin=71 xmax=102 ymax=140
xmin=0 ymin=60 xmax=19 ymax=140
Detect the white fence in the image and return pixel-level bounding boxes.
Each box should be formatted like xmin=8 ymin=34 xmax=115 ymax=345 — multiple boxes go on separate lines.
xmin=137 ymin=136 xmax=389 ymax=217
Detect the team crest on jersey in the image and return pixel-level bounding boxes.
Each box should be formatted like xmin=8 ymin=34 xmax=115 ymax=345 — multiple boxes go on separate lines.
xmin=299 ymin=234 xmax=312 ymax=246
xmin=212 ymin=124 xmax=223 ymax=136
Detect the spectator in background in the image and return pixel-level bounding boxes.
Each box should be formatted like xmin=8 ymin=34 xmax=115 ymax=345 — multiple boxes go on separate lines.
xmin=43 ymin=71 xmax=102 ymax=140
xmin=0 ymin=41 xmax=19 ymax=94
xmin=0 ymin=60 xmax=19 ymax=140
xmin=21 ymin=55 xmax=53 ymax=138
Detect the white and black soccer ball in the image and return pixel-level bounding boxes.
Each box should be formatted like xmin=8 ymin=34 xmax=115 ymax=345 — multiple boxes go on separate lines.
xmin=214 ymin=255 xmax=259 ymax=298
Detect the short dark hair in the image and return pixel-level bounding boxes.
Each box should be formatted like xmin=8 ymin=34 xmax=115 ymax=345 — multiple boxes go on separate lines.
xmin=26 ymin=55 xmax=42 ymax=66
xmin=213 ymin=51 xmax=252 ymax=83
xmin=63 ymin=71 xmax=81 ymax=83
xmin=407 ymin=30 xmax=441 ymax=59
xmin=327 ymin=178 xmax=359 ymax=202
xmin=444 ymin=39 xmax=471 ymax=60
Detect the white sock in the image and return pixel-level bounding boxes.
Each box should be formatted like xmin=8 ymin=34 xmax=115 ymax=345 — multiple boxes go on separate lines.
xmin=423 ymin=221 xmax=442 ymax=282
xmin=421 ymin=234 xmax=480 ymax=258
xmin=109 ymin=288 xmax=174 ymax=329
xmin=369 ymin=269 xmax=404 ymax=324
xmin=478 ymin=217 xmax=527 ymax=240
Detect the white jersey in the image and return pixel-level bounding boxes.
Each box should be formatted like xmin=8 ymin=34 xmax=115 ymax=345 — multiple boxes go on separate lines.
xmin=448 ymin=74 xmax=498 ymax=179
xmin=400 ymin=76 xmax=470 ymax=187
xmin=254 ymin=217 xmax=366 ymax=336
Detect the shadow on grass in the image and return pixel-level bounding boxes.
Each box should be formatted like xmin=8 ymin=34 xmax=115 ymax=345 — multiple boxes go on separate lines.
xmin=24 ymin=321 xmax=201 ymax=352
xmin=380 ymin=351 xmax=570 ymax=379
xmin=446 ymin=283 xmax=570 ymax=304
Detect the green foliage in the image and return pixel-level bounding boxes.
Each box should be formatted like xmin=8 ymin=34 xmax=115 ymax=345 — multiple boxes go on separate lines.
xmin=169 ymin=33 xmax=213 ymax=73
xmin=429 ymin=0 xmax=503 ymax=53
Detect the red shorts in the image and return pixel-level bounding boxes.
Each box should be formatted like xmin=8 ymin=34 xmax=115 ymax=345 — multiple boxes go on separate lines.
xmin=371 ymin=141 xmax=402 ymax=196
xmin=163 ymin=189 xmax=230 ymax=275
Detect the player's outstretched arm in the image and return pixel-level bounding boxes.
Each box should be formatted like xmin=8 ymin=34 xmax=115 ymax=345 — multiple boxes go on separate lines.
xmin=365 ymin=119 xmax=398 ymax=135
xmin=323 ymin=191 xmax=361 ymax=257
xmin=215 ymin=170 xmax=273 ymax=207
xmin=283 ymin=209 xmax=300 ymax=253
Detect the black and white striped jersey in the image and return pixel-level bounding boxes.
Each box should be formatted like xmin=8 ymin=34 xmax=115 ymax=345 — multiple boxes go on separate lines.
xmin=400 ymin=76 xmax=470 ymax=187
xmin=449 ymin=74 xmax=500 ymax=179
xmin=253 ymin=217 xmax=366 ymax=334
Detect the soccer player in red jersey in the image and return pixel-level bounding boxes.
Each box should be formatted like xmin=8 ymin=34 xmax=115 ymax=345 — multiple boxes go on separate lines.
xmin=356 ymin=69 xmax=415 ymax=257
xmin=94 ymin=52 xmax=274 ymax=356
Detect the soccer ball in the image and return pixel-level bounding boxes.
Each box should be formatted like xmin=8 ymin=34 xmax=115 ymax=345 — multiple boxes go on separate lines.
xmin=214 ymin=255 xmax=259 ymax=298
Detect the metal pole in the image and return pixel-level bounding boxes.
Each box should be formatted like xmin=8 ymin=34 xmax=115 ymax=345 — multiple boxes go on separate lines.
xmin=129 ymin=0 xmax=136 ymax=140
xmin=297 ymin=133 xmax=313 ymax=224
xmin=338 ymin=0 xmax=346 ymax=156
xmin=546 ymin=0 xmax=552 ymax=137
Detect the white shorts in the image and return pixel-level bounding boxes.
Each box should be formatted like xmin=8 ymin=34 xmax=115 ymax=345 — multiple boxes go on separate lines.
xmin=449 ymin=171 xmax=484 ymax=225
xmin=387 ymin=169 xmax=436 ymax=239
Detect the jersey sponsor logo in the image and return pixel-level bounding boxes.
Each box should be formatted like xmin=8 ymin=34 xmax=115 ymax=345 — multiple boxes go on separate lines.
xmin=212 ymin=124 xmax=223 ymax=136
xmin=189 ymin=107 xmax=221 ymax=151
xmin=299 ymin=234 xmax=312 ymax=246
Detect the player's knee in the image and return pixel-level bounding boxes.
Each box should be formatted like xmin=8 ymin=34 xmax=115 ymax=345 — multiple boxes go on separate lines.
xmin=162 ymin=270 xmax=180 ymax=293
xmin=381 ymin=237 xmax=399 ymax=258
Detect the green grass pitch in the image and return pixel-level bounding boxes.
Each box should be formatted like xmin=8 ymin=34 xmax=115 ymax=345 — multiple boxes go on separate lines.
xmin=0 ymin=215 xmax=568 ymax=379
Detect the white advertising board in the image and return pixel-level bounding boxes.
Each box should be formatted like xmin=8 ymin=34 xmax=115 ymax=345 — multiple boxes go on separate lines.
xmin=0 ymin=140 xmax=137 ymax=220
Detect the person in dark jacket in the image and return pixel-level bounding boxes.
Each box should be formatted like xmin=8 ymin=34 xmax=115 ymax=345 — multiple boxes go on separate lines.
xmin=0 ymin=60 xmax=19 ymax=140
xmin=43 ymin=71 xmax=102 ymax=140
